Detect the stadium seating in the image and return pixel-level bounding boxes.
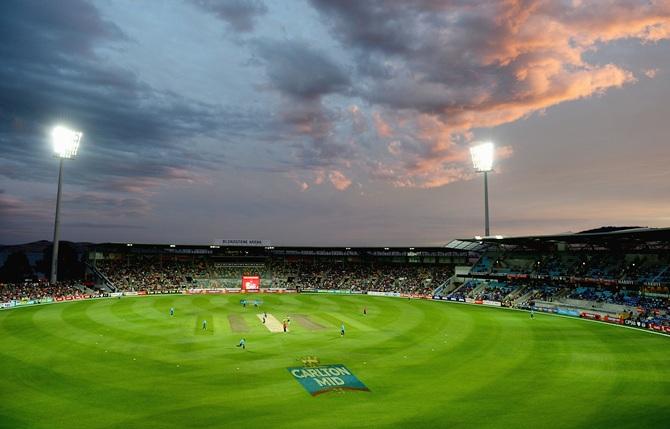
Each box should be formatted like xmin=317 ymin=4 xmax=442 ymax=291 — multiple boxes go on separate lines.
xmin=91 ymin=256 xmax=453 ymax=296
xmin=0 ymin=281 xmax=87 ymax=302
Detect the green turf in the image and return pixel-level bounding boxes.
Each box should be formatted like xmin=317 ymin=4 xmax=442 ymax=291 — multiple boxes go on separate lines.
xmin=0 ymin=295 xmax=668 ymax=429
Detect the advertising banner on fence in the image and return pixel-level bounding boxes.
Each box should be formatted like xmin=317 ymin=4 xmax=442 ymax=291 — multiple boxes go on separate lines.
xmin=624 ymin=319 xmax=647 ymax=328
xmin=432 ymin=296 xmax=466 ymax=302
xmin=648 ymin=324 xmax=670 ymax=333
xmin=556 ymin=308 xmax=581 ymax=317
xmin=186 ymin=288 xmax=226 ymax=294
xmin=602 ymin=315 xmax=623 ymax=325
xmin=317 ymin=289 xmax=354 ymax=295
xmin=580 ymin=312 xmax=601 ymax=320
xmin=367 ymin=291 xmax=401 ymax=297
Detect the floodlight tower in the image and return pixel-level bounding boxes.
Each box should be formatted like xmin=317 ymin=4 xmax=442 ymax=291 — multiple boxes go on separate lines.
xmin=50 ymin=126 xmax=83 ymax=284
xmin=470 ymin=142 xmax=494 ymax=237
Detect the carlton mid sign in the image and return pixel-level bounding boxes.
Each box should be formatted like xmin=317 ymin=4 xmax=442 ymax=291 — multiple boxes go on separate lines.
xmin=287 ymin=365 xmax=370 ymax=396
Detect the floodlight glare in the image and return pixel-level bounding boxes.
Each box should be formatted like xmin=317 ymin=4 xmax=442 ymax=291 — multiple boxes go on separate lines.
xmin=52 ymin=126 xmax=82 ymax=159
xmin=470 ymin=141 xmax=495 ymax=236
xmin=470 ymin=142 xmax=494 ymax=172
xmin=49 ymin=125 xmax=84 ymax=284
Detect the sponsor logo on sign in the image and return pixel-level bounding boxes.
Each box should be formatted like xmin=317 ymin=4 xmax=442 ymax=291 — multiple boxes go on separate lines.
xmin=242 ymin=276 xmax=260 ymax=292
xmin=287 ymin=364 xmax=370 ymax=396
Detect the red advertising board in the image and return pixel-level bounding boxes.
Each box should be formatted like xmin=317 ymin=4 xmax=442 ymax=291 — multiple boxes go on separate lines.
xmin=580 ymin=312 xmax=601 ymax=320
xmin=602 ymin=315 xmax=623 ymax=325
xmin=241 ymin=276 xmax=260 ymax=292
xmin=648 ymin=324 xmax=670 ymax=333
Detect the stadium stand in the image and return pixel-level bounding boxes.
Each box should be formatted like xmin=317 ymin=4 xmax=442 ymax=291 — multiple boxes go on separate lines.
xmin=0 ymin=280 xmax=89 ymax=302
xmin=443 ymin=227 xmax=670 ymax=327
xmin=93 ymin=256 xmax=454 ymax=296
xmin=2 ymin=229 xmax=668 ymax=328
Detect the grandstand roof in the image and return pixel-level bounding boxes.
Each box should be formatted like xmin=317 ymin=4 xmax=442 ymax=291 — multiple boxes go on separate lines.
xmin=91 ymin=242 xmax=470 ymax=258
xmin=446 ymin=227 xmax=670 ymax=251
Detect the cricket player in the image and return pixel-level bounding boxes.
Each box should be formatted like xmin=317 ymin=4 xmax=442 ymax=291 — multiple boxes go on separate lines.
xmin=202 ymin=319 xmax=207 ymax=330
xmin=363 ymin=306 xmax=367 ymax=315
xmin=340 ymin=322 xmax=345 ymax=337
xmin=530 ymin=308 xmax=535 ymax=319
xmin=169 ymin=307 xmax=174 ymax=316
xmin=236 ymin=338 xmax=246 ymax=349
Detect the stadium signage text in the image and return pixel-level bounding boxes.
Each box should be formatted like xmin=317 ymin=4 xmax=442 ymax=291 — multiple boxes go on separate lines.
xmin=287 ymin=364 xmax=370 ymax=396
xmin=212 ymin=238 xmax=271 ymax=247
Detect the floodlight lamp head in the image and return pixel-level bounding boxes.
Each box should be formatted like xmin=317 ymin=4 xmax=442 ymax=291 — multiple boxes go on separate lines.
xmin=470 ymin=142 xmax=494 ymax=172
xmin=52 ymin=125 xmax=82 ymax=159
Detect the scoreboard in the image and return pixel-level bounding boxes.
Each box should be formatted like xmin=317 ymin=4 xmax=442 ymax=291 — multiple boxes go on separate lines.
xmin=241 ymin=276 xmax=260 ymax=292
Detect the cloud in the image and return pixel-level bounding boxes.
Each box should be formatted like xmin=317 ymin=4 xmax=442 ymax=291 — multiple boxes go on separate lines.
xmin=644 ymin=68 xmax=660 ymax=78
xmin=190 ymin=0 xmax=267 ymax=32
xmin=62 ymin=222 xmax=146 ymax=230
xmin=252 ymin=38 xmax=355 ymax=172
xmin=307 ymin=0 xmax=670 ymax=188
xmin=0 ymin=190 xmax=52 ymax=242
xmin=64 ymin=192 xmax=151 ymax=217
xmin=0 ymin=0 xmax=233 ymax=196
xmin=372 ymin=112 xmax=392 ymax=138
xmin=0 ymin=190 xmax=35 ymax=220
xmin=252 ymin=39 xmax=350 ymax=99
xmin=328 ymin=170 xmax=352 ymax=190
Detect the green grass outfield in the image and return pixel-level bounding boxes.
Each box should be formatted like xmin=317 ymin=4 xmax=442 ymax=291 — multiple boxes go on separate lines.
xmin=0 ymin=294 xmax=668 ymax=429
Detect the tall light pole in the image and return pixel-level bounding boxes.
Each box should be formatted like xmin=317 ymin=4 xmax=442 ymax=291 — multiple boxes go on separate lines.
xmin=470 ymin=142 xmax=494 ymax=237
xmin=50 ymin=126 xmax=82 ymax=284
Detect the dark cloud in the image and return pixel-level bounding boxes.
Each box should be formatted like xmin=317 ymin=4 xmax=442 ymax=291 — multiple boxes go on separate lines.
xmin=0 ymin=0 xmax=125 ymax=61
xmin=252 ymin=39 xmax=349 ymax=99
xmin=65 ymin=193 xmax=151 ymax=217
xmin=252 ymin=38 xmax=353 ymax=168
xmin=190 ymin=0 xmax=267 ymax=32
xmin=62 ymin=222 xmax=146 ymax=230
xmin=309 ymin=0 xmax=421 ymax=54
xmin=0 ymin=189 xmax=51 ymax=243
xmin=0 ymin=0 xmax=229 ymax=192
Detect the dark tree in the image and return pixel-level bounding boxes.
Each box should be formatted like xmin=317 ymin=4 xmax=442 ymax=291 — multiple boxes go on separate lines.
xmin=0 ymin=252 xmax=33 ymax=282
xmin=36 ymin=242 xmax=85 ymax=281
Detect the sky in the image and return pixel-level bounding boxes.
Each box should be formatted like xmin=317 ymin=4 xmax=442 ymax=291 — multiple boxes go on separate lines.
xmin=1 ymin=0 xmax=670 ymax=246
